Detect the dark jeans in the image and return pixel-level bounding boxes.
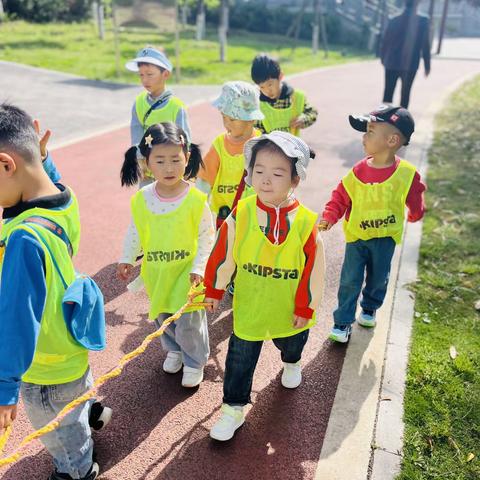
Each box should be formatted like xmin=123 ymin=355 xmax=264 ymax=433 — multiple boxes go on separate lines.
xmin=383 ymin=69 xmax=417 ymax=109
xmin=223 ymin=330 xmax=309 ymax=406
xmin=333 ymin=238 xmax=396 ymax=326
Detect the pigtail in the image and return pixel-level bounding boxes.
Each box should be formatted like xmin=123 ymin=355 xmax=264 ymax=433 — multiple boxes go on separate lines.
xmin=184 ymin=142 xmax=204 ymax=180
xmin=121 ymin=146 xmax=142 ymax=187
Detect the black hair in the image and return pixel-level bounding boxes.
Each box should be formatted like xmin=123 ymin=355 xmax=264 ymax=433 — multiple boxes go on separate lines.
xmin=137 ymin=61 xmax=166 ymax=74
xmin=121 ymin=122 xmax=203 ymax=187
xmin=249 ymin=139 xmax=316 ymax=180
xmin=0 ymin=103 xmax=40 ymax=164
xmin=251 ymin=54 xmax=281 ymax=84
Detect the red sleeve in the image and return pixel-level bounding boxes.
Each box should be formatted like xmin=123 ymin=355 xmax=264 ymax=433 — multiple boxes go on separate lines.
xmin=321 ymin=180 xmax=351 ymax=224
xmin=294 ymin=227 xmax=317 ymax=319
xmin=204 ymin=209 xmax=236 ymax=299
xmin=406 ymin=171 xmax=426 ymax=222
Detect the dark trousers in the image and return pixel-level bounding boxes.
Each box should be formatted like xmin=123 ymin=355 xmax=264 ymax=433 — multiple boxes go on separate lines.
xmin=383 ymin=69 xmax=417 ymax=109
xmin=333 ymin=238 xmax=396 ymax=326
xmin=223 ymin=330 xmax=309 ymax=406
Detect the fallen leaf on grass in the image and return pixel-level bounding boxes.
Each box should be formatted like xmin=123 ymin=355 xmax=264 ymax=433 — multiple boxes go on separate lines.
xmin=450 ymin=346 xmax=458 ymax=359
xmin=448 ymin=437 xmax=461 ymax=455
xmin=467 ymin=453 xmax=475 ymax=462
xmin=475 ymin=299 xmax=480 ymax=311
xmin=423 ymin=316 xmax=431 ymax=324
xmin=415 ymin=311 xmax=421 ymax=318
xmin=427 ymin=437 xmax=434 ymax=454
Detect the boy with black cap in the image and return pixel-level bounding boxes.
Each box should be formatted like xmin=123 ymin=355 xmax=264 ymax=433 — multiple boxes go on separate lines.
xmin=320 ymin=105 xmax=426 ymax=343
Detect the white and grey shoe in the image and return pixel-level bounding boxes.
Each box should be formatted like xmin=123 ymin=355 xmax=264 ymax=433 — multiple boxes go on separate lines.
xmin=163 ymin=351 xmax=183 ymax=374
xmin=210 ymin=404 xmax=245 ymax=441
xmin=281 ymin=361 xmax=302 ymax=389
xmin=181 ymin=366 xmax=204 ymax=388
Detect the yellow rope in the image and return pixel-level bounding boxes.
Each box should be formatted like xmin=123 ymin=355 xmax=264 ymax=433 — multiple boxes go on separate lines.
xmin=0 ymin=288 xmax=208 ymax=468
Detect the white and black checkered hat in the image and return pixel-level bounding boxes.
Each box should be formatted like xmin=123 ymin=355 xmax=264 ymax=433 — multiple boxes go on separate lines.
xmin=243 ymin=131 xmax=313 ymax=185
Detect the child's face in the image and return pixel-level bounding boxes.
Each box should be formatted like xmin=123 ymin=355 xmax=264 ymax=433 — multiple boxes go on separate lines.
xmin=147 ymin=143 xmax=188 ymax=187
xmin=257 ymin=77 xmax=282 ymax=100
xmin=138 ymin=64 xmax=169 ymax=96
xmin=221 ymin=114 xmax=255 ymax=138
xmin=251 ymin=149 xmax=299 ymax=206
xmin=363 ymin=122 xmax=401 ymax=156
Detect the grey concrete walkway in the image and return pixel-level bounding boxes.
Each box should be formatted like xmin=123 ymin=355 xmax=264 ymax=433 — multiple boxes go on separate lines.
xmin=0 ymin=61 xmax=219 ymax=147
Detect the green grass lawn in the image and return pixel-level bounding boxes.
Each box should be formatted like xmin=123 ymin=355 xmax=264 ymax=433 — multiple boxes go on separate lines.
xmin=397 ymin=76 xmax=480 ymax=480
xmin=0 ymin=20 xmax=368 ymax=84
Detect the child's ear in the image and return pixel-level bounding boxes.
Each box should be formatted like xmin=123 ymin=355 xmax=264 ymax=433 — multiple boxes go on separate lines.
xmin=163 ymin=70 xmax=171 ymax=80
xmin=0 ymin=153 xmax=17 ymax=177
xmin=279 ymin=72 xmax=284 ymax=81
xmin=292 ymin=175 xmax=300 ymax=189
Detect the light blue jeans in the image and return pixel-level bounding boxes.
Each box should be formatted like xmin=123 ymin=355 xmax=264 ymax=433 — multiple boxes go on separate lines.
xmin=155 ymin=310 xmax=210 ymax=369
xmin=21 ymin=367 xmax=95 ymax=479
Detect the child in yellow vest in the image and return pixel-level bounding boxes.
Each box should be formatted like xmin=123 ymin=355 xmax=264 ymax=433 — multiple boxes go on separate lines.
xmin=196 ymin=81 xmax=264 ymax=229
xmin=126 ymin=47 xmax=191 ymax=185
xmin=0 ymin=104 xmax=111 ymax=480
xmin=251 ymin=54 xmax=318 ymax=136
xmin=204 ymin=131 xmax=325 ymax=441
xmin=118 ymin=122 xmax=214 ymax=388
xmin=320 ymin=106 xmax=426 ymax=343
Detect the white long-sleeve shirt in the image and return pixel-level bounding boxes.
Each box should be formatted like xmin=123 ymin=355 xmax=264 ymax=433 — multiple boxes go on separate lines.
xmin=120 ymin=182 xmax=215 ymax=277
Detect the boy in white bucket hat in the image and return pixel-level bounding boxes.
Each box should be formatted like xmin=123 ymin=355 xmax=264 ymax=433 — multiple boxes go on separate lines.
xmin=204 ymin=131 xmax=326 ymax=441
xmin=197 ymin=81 xmax=264 ymax=230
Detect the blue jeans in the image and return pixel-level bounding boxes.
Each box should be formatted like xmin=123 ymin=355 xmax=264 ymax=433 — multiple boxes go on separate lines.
xmin=156 ymin=310 xmax=210 ymax=369
xmin=333 ymin=238 xmax=396 ymax=326
xmin=21 ymin=368 xmax=94 ymax=479
xmin=223 ymin=330 xmax=309 ymax=406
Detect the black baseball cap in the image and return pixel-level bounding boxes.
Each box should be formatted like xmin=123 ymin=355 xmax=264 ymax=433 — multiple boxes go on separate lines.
xmin=349 ymin=105 xmax=415 ymax=146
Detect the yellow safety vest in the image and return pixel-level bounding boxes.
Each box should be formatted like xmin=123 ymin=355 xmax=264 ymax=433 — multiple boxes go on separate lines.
xmin=342 ymin=159 xmax=417 ymax=244
xmin=135 ymin=92 xmax=186 ymax=130
xmin=210 ymin=132 xmax=258 ymax=215
xmin=260 ymin=90 xmax=305 ymax=136
xmin=232 ymin=195 xmax=317 ymax=341
xmin=0 ymin=193 xmax=89 ymax=385
xmin=131 ymin=186 xmax=206 ymax=319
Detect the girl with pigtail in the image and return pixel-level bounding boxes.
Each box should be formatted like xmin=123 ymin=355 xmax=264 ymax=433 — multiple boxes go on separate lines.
xmin=118 ymin=122 xmax=214 ymax=388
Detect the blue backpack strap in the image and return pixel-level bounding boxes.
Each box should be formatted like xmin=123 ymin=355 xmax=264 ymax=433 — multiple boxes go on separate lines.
xmin=21 ymin=221 xmax=69 ymax=289
xmin=22 ymin=216 xmax=73 ymax=257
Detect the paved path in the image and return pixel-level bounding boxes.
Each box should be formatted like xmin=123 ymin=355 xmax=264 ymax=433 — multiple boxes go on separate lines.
xmin=1 ymin=46 xmax=479 ymax=479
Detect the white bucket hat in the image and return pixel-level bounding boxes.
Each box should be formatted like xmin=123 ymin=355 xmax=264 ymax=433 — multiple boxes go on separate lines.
xmin=212 ymin=81 xmax=264 ymax=121
xmin=126 ymin=47 xmax=173 ymax=73
xmin=243 ymin=131 xmax=313 ymax=185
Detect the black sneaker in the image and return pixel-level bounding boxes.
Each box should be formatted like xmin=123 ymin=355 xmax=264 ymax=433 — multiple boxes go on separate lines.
xmin=89 ymin=402 xmax=112 ymax=431
xmin=48 ymin=462 xmax=99 ymax=480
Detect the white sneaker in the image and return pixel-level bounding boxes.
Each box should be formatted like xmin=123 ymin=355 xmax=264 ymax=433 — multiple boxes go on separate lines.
xmin=281 ymin=361 xmax=302 ymax=389
xmin=181 ymin=366 xmax=204 ymax=387
xmin=163 ymin=351 xmax=183 ymax=374
xmin=210 ymin=404 xmax=245 ymax=441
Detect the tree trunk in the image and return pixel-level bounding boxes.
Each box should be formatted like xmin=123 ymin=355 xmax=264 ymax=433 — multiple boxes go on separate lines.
xmin=196 ymin=0 xmax=206 ymax=41
xmin=219 ymin=0 xmax=228 ymax=62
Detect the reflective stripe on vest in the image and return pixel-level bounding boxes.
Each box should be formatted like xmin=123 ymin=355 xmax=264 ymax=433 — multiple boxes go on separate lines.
xmin=0 ymin=193 xmax=89 ymax=385
xmin=131 ymin=186 xmax=206 ymax=319
xmin=210 ymin=132 xmax=257 ymax=215
xmin=342 ymin=159 xmax=416 ymax=244
xmin=232 ymin=195 xmax=317 ymax=341
xmin=259 ymin=90 xmax=305 ymax=136
xmin=135 ymin=92 xmax=185 ymax=130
